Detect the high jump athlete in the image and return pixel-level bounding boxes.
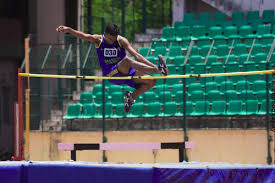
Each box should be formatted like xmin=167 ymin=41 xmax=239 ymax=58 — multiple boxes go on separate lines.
xmin=56 ymin=23 xmax=168 ymax=113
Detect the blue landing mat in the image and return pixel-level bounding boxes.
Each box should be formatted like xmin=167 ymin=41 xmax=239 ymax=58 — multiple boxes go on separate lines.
xmin=0 ymin=161 xmax=274 ymax=183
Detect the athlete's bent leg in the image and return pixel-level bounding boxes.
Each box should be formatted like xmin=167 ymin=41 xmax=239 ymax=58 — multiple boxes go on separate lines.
xmin=117 ymin=56 xmax=160 ymax=74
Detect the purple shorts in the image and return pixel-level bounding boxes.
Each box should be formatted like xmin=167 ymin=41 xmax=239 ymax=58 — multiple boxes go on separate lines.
xmin=107 ymin=64 xmax=137 ymax=88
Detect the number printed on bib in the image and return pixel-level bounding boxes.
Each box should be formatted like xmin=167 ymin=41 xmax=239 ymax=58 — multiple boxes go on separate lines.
xmin=104 ymin=48 xmax=118 ymax=57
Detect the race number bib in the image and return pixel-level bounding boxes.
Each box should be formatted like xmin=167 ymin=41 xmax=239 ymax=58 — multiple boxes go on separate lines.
xmin=104 ymin=48 xmax=118 ymax=57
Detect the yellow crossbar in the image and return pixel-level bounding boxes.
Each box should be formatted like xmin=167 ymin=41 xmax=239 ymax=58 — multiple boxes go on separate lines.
xmin=19 ymin=70 xmax=275 ymax=80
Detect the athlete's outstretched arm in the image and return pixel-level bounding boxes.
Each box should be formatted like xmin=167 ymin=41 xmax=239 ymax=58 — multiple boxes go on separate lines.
xmin=56 ymin=26 xmax=101 ymax=45
xmin=119 ymin=36 xmax=157 ymax=68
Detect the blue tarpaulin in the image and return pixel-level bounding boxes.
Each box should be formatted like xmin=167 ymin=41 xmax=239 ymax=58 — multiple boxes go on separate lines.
xmin=0 ymin=161 xmax=274 ymax=183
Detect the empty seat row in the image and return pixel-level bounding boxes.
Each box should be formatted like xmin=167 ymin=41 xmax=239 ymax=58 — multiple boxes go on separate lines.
xmin=174 ymin=10 xmax=275 ymax=30
xmin=63 ymin=100 xmax=273 ymax=119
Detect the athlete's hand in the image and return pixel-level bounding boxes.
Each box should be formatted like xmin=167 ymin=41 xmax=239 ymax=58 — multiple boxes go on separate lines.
xmin=56 ymin=26 xmax=71 ymax=34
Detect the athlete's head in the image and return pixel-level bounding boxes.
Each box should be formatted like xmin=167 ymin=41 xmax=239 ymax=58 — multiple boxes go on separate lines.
xmin=104 ymin=23 xmax=120 ymax=44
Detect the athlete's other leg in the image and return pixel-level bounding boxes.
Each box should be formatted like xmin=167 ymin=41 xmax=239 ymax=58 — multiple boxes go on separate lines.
xmin=123 ymin=70 xmax=156 ymax=113
xmin=132 ymin=70 xmax=156 ymax=100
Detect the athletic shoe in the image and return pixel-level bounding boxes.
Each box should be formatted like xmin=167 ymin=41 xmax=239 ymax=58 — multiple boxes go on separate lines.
xmin=158 ymin=54 xmax=169 ymax=76
xmin=123 ymin=91 xmax=135 ymax=113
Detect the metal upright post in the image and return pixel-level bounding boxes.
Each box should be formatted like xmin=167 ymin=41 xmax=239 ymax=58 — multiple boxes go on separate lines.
xmin=121 ymin=0 xmax=125 ymax=36
xmin=142 ymin=0 xmax=146 ymax=33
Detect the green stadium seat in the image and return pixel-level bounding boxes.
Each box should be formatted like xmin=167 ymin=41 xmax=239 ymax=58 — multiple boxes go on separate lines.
xmin=92 ymin=84 xmax=103 ymax=94
xmin=110 ymin=92 xmax=124 ymax=104
xmin=250 ymin=44 xmax=264 ymax=56
xmin=205 ymin=82 xmax=218 ymax=93
xmin=79 ymin=92 xmax=93 ymax=104
xmin=193 ymin=64 xmax=207 ymax=74
xmin=166 ymin=65 xmax=176 ymax=75
xmin=175 ymin=26 xmax=191 ymax=41
xmin=223 ymin=90 xmax=238 ymax=101
xmin=257 ymin=24 xmax=273 ymax=42
xmin=227 ymin=100 xmax=242 ymax=115
xmin=173 ymin=56 xmax=185 ymax=66
xmin=108 ymin=85 xmax=123 ymax=93
xmin=180 ymin=40 xmax=191 ymax=51
xmin=191 ymin=25 xmax=207 ymax=39
xmin=139 ymin=47 xmax=150 ymax=57
xmin=207 ymin=90 xmax=222 ymax=102
xmin=256 ymin=90 xmax=267 ymax=102
xmin=200 ymin=45 xmax=211 ymax=58
xmin=144 ymin=102 xmax=161 ymax=117
xmin=155 ymin=84 xmax=167 ymax=94
xmin=168 ymin=46 xmax=183 ymax=61
xmin=175 ymin=91 xmax=190 ymax=105
xmin=269 ymin=52 xmax=275 ymax=63
xmin=235 ymin=80 xmax=250 ymax=91
xmin=262 ymin=10 xmax=275 ymax=24
xmin=188 ymin=45 xmax=200 ymax=56
xmin=94 ymin=92 xmax=110 ymax=104
xmin=226 ymin=55 xmax=238 ymax=64
xmin=258 ymin=100 xmax=273 ymax=115
xmin=216 ymin=44 xmax=230 ymax=60
xmin=151 ymin=40 xmax=166 ymax=49
xmin=252 ymin=80 xmax=266 ymax=92
xmin=214 ymin=76 xmax=228 ymax=84
xmin=80 ymin=103 xmax=97 ymax=119
xmin=233 ymin=43 xmax=248 ymax=56
xmin=183 ymin=64 xmax=193 ymax=74
xmin=246 ymin=74 xmax=262 ymax=83
xmin=213 ymin=38 xmax=227 ymax=47
xmin=166 ymin=77 xmax=181 ymax=86
xmin=213 ymin=12 xmax=226 ymax=27
xmin=183 ymin=13 xmax=196 ymax=26
xmin=220 ymin=81 xmax=234 ymax=91
xmin=100 ymin=103 xmax=113 ymax=118
xmin=170 ymin=84 xmax=183 ymax=94
xmin=246 ymin=11 xmax=260 ymax=30
xmin=126 ymin=103 xmax=145 ymax=118
xmin=197 ymin=39 xmax=212 ymax=48
xmin=209 ymin=64 xmax=225 ymax=73
xmin=190 ymin=90 xmax=205 ymax=102
xmin=229 ymin=75 xmax=245 ymax=83
xmin=143 ymin=91 xmax=156 ymax=103
xmin=254 ymin=53 xmax=267 ymax=64
xmin=188 ymin=83 xmax=203 ymax=92
xmin=242 ymin=63 xmax=258 ymax=72
xmin=239 ymin=25 xmax=257 ymax=45
xmin=161 ymin=102 xmax=178 ymax=117
xmin=209 ymin=26 xmax=223 ymax=38
xmin=176 ymin=101 xmax=193 ymax=116
xmin=198 ymin=13 xmax=212 ymax=29
xmin=209 ymin=100 xmax=226 ymax=115
xmin=239 ymin=90 xmax=255 ymax=101
xmin=231 ymin=12 xmax=246 ymax=27
xmin=154 ymin=46 xmax=167 ymax=57
xmin=206 ymin=55 xmax=219 ymax=65
xmin=146 ymin=56 xmax=157 ymax=65
xmin=63 ymin=104 xmax=82 ymax=119
xmin=188 ymin=55 xmax=203 ymax=65
xmin=192 ymin=101 xmax=209 ymax=116
xmin=224 ymin=26 xmax=240 ymax=44
xmin=158 ymin=91 xmax=172 ymax=103
xmin=225 ymin=63 xmax=240 ymax=73
xmin=112 ymin=104 xmax=125 ymax=118
xmin=159 ymin=27 xmax=176 ymax=42
xmin=241 ymin=100 xmax=259 ymax=115
xmin=239 ymin=25 xmax=254 ymax=37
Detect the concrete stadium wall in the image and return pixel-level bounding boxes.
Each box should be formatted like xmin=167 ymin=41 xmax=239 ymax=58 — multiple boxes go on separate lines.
xmin=28 ymin=130 xmax=273 ymax=164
